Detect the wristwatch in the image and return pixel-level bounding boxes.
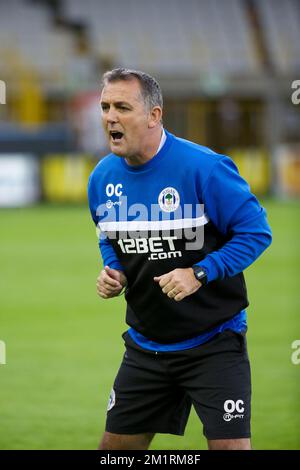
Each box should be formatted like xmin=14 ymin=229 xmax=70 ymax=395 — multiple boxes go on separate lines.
xmin=192 ymin=265 xmax=208 ymax=286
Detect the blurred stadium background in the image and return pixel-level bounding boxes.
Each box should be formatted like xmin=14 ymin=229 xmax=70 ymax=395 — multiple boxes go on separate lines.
xmin=0 ymin=0 xmax=299 ymax=450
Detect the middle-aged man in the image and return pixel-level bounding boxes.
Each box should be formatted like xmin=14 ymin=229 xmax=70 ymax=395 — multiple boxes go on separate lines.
xmin=88 ymin=68 xmax=272 ymax=450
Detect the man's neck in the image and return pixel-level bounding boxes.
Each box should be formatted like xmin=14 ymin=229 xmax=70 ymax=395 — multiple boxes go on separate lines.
xmin=125 ymin=127 xmax=164 ymax=166
xmin=156 ymin=128 xmax=166 ymax=154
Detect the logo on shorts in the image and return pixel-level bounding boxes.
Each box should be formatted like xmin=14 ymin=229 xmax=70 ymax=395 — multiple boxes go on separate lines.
xmin=223 ymin=399 xmax=244 ymax=422
xmin=107 ymin=388 xmax=116 ymax=411
xmin=158 ymin=187 xmax=180 ymax=212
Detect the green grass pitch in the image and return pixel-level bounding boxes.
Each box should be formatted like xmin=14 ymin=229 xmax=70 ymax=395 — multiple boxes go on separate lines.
xmin=0 ymin=199 xmax=299 ymax=449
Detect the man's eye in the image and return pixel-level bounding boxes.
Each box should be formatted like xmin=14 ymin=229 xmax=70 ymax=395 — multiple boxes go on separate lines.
xmin=101 ymin=105 xmax=109 ymax=111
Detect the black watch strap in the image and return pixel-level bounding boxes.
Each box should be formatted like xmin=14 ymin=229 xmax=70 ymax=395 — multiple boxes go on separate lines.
xmin=192 ymin=265 xmax=208 ymax=285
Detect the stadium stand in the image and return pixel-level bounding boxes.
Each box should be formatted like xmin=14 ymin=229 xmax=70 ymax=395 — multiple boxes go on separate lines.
xmin=254 ymin=0 xmax=300 ymax=74
xmin=0 ymin=0 xmax=299 ymax=201
xmin=62 ymin=0 xmax=260 ymax=76
xmin=1 ymin=0 xmax=299 ymax=88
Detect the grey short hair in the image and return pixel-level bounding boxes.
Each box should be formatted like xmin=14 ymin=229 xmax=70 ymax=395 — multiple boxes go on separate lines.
xmin=101 ymin=68 xmax=163 ymax=112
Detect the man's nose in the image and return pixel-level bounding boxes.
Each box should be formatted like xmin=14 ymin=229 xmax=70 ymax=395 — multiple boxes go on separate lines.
xmin=106 ymin=108 xmax=119 ymax=123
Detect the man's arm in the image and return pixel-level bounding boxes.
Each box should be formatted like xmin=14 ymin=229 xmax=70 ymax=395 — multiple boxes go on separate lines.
xmin=197 ymin=156 xmax=272 ymax=281
xmin=155 ymin=156 xmax=272 ymax=301
xmin=88 ymin=173 xmax=127 ymax=299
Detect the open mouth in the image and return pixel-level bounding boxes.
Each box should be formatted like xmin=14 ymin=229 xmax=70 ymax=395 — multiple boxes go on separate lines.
xmin=109 ymin=130 xmax=124 ymax=142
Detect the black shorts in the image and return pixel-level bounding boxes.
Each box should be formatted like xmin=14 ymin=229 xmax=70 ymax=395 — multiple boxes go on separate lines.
xmin=105 ymin=329 xmax=251 ymax=440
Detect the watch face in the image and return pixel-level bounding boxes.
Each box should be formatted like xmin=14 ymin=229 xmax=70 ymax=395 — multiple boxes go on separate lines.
xmin=193 ymin=266 xmax=207 ymax=284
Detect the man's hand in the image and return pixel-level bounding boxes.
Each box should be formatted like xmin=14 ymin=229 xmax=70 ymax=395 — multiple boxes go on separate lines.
xmin=154 ymin=268 xmax=202 ymax=302
xmin=96 ymin=265 xmax=127 ymax=299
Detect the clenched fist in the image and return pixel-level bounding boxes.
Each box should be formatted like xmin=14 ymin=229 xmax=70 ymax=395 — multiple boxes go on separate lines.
xmin=154 ymin=268 xmax=202 ymax=302
xmin=97 ymin=265 xmax=127 ymax=299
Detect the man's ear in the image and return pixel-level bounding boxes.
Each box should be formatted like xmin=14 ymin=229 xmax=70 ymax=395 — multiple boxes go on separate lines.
xmin=148 ymin=106 xmax=162 ymax=128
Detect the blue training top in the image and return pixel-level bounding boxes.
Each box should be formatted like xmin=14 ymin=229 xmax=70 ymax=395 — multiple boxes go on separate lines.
xmin=88 ymin=129 xmax=272 ymax=348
